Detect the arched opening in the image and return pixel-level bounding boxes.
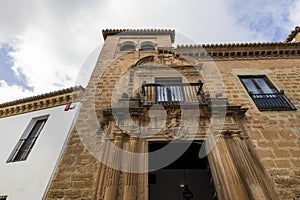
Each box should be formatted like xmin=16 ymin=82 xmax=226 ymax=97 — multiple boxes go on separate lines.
xmin=120 ymin=42 xmax=136 ymax=51
xmin=140 ymin=42 xmax=155 ymax=51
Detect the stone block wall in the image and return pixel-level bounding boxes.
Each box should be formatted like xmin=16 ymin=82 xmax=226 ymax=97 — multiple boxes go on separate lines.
xmin=45 ymin=31 xmax=299 ymax=199
xmin=216 ymin=59 xmax=300 ymax=200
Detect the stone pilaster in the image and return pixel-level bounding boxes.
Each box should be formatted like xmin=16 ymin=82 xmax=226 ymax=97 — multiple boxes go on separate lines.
xmin=103 ymin=127 xmax=126 ymax=200
xmin=207 ymin=133 xmax=250 ymax=200
xmin=208 ymin=128 xmax=278 ymax=200
xmin=225 ymin=132 xmax=267 ymax=199
xmin=123 ymin=136 xmax=139 ymax=200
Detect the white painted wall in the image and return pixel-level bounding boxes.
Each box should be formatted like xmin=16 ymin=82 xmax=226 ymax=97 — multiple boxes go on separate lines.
xmin=0 ymin=102 xmax=81 ymax=200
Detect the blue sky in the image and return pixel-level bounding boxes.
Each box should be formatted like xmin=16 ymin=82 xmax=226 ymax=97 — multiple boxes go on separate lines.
xmin=0 ymin=44 xmax=33 ymax=91
xmin=0 ymin=0 xmax=299 ymax=103
xmin=0 ymin=44 xmax=15 ymax=85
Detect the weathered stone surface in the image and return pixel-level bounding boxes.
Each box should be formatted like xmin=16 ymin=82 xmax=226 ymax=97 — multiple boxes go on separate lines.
xmin=45 ymin=31 xmax=300 ymax=200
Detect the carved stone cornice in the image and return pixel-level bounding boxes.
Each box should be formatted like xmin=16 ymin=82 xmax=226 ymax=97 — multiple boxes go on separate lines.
xmin=207 ymin=98 xmax=248 ymax=117
xmin=102 ymin=29 xmax=175 ymax=43
xmin=174 ymin=42 xmax=300 ymax=60
xmin=285 ymin=26 xmax=300 ymax=42
xmin=0 ymin=86 xmax=84 ymax=118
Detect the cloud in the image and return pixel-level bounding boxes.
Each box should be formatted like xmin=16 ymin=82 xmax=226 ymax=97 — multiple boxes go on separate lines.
xmin=0 ymin=80 xmax=34 ymax=103
xmin=88 ymin=0 xmax=255 ymax=44
xmin=289 ymin=0 xmax=300 ymax=26
xmin=0 ymin=0 xmax=299 ymax=103
xmin=0 ymin=43 xmax=32 ymax=91
xmin=0 ymin=0 xmax=107 ymax=103
xmin=229 ymin=0 xmax=300 ymax=41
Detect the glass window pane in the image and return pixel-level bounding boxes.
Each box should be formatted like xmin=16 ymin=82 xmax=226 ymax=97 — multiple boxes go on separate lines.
xmin=141 ymin=44 xmax=155 ymax=51
xmin=254 ymin=78 xmax=275 ymax=93
xmin=8 ymin=118 xmax=47 ymax=162
xmin=241 ymin=78 xmax=260 ymax=94
xmin=120 ymin=44 xmax=135 ymax=51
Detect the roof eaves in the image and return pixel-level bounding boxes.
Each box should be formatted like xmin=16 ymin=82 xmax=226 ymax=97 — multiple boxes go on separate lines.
xmin=0 ymin=86 xmax=84 ymax=108
xmin=102 ymin=29 xmax=175 ymax=43
xmin=285 ymin=26 xmax=300 ymax=42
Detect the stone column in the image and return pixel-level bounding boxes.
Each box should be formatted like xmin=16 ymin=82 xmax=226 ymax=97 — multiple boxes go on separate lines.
xmin=103 ymin=127 xmax=126 ymax=200
xmin=207 ymin=133 xmax=250 ymax=200
xmin=123 ymin=136 xmax=139 ymax=200
xmin=225 ymin=132 xmax=272 ymax=200
xmin=137 ymin=138 xmax=148 ymax=200
xmin=208 ymin=130 xmax=277 ymax=200
xmin=94 ymin=138 xmax=112 ymax=200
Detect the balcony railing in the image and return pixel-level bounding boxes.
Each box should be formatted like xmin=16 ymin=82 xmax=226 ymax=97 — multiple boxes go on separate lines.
xmin=141 ymin=81 xmax=207 ymax=106
xmin=250 ymin=91 xmax=297 ymax=111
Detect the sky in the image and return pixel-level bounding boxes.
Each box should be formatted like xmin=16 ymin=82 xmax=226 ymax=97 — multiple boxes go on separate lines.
xmin=0 ymin=0 xmax=299 ymax=103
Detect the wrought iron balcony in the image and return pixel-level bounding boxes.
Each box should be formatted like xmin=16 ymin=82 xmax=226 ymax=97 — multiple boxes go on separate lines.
xmin=250 ymin=91 xmax=297 ymax=111
xmin=141 ymin=81 xmax=207 ymax=106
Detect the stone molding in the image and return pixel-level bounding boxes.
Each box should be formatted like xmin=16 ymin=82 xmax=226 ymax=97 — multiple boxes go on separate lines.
xmin=102 ymin=29 xmax=175 ymax=43
xmin=174 ymin=42 xmax=300 ymax=60
xmin=0 ymin=86 xmax=84 ymax=118
xmin=285 ymin=26 xmax=300 ymax=42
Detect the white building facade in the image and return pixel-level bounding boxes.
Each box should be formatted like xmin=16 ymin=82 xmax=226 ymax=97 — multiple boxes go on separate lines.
xmin=0 ymin=87 xmax=82 ymax=200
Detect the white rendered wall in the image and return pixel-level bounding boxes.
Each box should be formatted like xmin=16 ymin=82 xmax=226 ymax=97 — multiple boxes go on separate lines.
xmin=0 ymin=102 xmax=81 ymax=200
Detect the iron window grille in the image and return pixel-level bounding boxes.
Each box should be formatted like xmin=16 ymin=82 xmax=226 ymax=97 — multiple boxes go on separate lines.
xmin=239 ymin=76 xmax=296 ymax=111
xmin=7 ymin=115 xmax=48 ymax=162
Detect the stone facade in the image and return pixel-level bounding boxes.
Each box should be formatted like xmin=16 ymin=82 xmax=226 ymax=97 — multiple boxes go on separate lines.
xmin=45 ymin=29 xmax=299 ymax=200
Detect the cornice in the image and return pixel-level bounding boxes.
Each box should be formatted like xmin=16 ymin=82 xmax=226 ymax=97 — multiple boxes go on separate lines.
xmin=174 ymin=42 xmax=300 ymax=60
xmin=102 ymin=29 xmax=175 ymax=43
xmin=0 ymin=86 xmax=84 ymax=118
xmin=285 ymin=26 xmax=300 ymax=42
xmin=176 ymin=41 xmax=300 ymax=48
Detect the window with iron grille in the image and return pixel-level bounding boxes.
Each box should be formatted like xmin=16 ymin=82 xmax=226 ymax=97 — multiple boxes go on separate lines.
xmin=7 ymin=115 xmax=48 ymax=163
xmin=239 ymin=75 xmax=296 ymax=111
